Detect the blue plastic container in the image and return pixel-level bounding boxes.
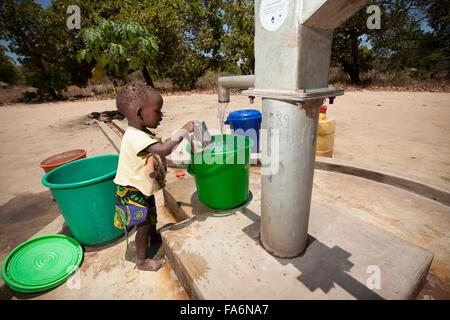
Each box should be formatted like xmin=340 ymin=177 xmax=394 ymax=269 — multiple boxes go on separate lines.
xmin=224 ymin=109 xmax=262 ymax=153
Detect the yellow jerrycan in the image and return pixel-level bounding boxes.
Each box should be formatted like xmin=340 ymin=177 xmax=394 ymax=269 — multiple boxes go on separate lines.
xmin=316 ymin=105 xmax=336 ymax=158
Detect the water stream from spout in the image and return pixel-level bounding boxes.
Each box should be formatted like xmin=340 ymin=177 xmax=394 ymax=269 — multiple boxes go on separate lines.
xmin=217 ymin=102 xmax=229 ymax=134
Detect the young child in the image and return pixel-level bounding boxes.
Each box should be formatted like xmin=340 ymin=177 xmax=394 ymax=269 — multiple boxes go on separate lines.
xmin=113 ymin=82 xmax=194 ymax=271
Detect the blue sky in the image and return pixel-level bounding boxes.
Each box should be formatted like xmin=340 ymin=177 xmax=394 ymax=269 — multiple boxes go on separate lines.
xmin=37 ymin=0 xmax=52 ymax=8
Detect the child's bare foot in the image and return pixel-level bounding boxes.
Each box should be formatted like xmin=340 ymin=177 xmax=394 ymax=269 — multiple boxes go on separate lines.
xmin=136 ymin=258 xmax=165 ymax=271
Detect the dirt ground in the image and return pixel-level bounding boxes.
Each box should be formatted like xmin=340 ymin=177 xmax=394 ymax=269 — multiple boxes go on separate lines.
xmin=0 ymin=91 xmax=449 ymax=299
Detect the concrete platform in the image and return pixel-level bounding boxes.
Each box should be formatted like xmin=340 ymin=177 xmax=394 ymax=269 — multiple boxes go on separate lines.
xmin=161 ymin=168 xmax=435 ymax=300
xmin=1 ymin=192 xmax=189 ymax=300
xmin=4 ymin=120 xmax=441 ymax=300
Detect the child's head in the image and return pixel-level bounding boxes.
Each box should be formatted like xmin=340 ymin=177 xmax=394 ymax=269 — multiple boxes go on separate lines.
xmin=116 ymin=82 xmax=164 ymax=129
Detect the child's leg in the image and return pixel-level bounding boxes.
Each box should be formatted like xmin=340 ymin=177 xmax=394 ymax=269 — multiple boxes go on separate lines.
xmin=135 ymin=213 xmax=165 ymax=271
xmin=147 ymin=195 xmax=162 ymax=244
xmin=149 ymin=224 xmax=162 ymax=244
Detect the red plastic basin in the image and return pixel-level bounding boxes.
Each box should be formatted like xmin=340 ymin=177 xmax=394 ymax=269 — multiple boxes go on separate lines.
xmin=39 ymin=149 xmax=87 ymax=173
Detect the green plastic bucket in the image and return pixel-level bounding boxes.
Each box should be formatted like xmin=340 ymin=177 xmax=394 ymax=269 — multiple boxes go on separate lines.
xmin=42 ymin=154 xmax=123 ymax=246
xmin=187 ymin=134 xmax=254 ymax=210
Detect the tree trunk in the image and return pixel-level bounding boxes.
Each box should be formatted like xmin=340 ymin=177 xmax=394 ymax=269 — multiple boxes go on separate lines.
xmin=124 ymin=71 xmax=131 ymax=83
xmin=348 ymin=68 xmax=361 ymax=83
xmin=49 ymin=88 xmax=59 ymax=100
xmin=112 ymin=79 xmax=119 ymax=95
xmin=340 ymin=57 xmax=361 ymax=84
xmin=350 ymin=33 xmax=361 ymax=83
xmin=142 ymin=65 xmax=155 ymax=88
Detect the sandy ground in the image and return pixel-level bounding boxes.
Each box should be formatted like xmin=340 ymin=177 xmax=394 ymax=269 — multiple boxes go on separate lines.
xmin=1 ymin=91 xmax=449 ymax=207
xmin=160 ymin=90 xmax=450 ymax=188
xmin=0 ymin=90 xmax=449 ymax=299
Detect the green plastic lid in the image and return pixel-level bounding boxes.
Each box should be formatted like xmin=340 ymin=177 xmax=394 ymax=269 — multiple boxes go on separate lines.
xmin=1 ymin=235 xmax=83 ymax=293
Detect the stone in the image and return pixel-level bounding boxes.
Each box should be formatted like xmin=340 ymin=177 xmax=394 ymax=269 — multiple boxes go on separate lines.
xmin=98 ymin=115 xmax=110 ymax=122
xmin=88 ymin=112 xmax=100 ymax=119
xmin=84 ymin=119 xmax=96 ymax=126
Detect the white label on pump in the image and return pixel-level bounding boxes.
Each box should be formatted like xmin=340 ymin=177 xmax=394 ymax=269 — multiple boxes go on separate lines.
xmin=260 ymin=0 xmax=289 ymax=31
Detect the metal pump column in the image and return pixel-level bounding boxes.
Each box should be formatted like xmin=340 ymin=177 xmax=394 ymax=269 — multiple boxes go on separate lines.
xmin=243 ymin=0 xmax=369 ymax=258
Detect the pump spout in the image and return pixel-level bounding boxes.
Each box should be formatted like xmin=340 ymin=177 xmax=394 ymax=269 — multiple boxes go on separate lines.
xmin=218 ymin=75 xmax=255 ymax=103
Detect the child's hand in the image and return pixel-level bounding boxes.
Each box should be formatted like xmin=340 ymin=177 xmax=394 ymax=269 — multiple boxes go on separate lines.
xmin=183 ymin=121 xmax=195 ymax=133
xmin=148 ymin=122 xmax=196 ymax=156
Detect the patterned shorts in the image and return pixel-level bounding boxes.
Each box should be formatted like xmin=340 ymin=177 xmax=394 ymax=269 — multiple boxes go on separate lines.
xmin=114 ymin=186 xmax=158 ymax=234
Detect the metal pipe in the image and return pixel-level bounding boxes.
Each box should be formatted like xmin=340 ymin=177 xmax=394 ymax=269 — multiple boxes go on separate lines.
xmin=253 ymin=0 xmax=369 ymax=258
xmin=218 ymin=75 xmax=255 ymax=103
xmin=260 ymin=98 xmax=321 ymax=257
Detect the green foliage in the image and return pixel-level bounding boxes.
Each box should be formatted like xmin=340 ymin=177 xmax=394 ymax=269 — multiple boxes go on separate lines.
xmin=78 ymin=20 xmax=158 ymax=85
xmin=112 ymin=0 xmax=254 ymax=88
xmin=0 ymin=0 xmax=98 ymax=99
xmin=21 ymin=90 xmax=38 ymax=102
xmin=331 ymin=0 xmax=449 ymax=83
xmin=1 ymin=0 xmax=446 ymax=96
xmin=359 ymin=46 xmax=375 ymax=73
xmin=24 ymin=62 xmax=72 ymax=99
xmin=167 ymin=0 xmax=254 ymax=87
xmin=416 ymin=1 xmax=449 ymax=76
xmin=220 ymin=62 xmax=242 ymax=75
xmin=221 ymin=0 xmax=255 ymax=75
xmin=427 ymin=0 xmax=449 ymax=39
xmin=0 ymin=45 xmax=17 ymax=83
xmin=1 ymin=0 xmax=254 ymax=93
xmin=169 ymin=49 xmax=209 ymax=89
xmin=331 ymin=4 xmax=381 ymax=83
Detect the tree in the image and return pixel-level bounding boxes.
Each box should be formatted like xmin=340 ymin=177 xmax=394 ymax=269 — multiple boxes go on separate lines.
xmin=417 ymin=0 xmax=449 ymax=77
xmin=171 ymin=0 xmax=256 ymax=86
xmin=331 ymin=0 xmax=433 ymax=83
xmin=77 ymin=0 xmax=254 ymax=89
xmin=77 ymin=20 xmax=158 ymax=91
xmin=0 ymin=0 xmax=99 ymax=99
xmin=109 ymin=0 xmax=191 ymax=88
xmin=162 ymin=0 xmax=229 ymax=88
xmin=331 ymin=8 xmax=373 ymax=83
xmin=0 ymin=45 xmax=17 ymax=83
xmin=0 ymin=0 xmax=59 ymax=98
xmin=222 ymin=0 xmax=255 ymax=75
xmin=115 ymin=0 xmax=236 ymax=89
xmin=366 ymin=0 xmax=449 ymax=80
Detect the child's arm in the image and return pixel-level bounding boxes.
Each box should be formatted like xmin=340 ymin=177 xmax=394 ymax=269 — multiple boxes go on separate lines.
xmin=145 ymin=121 xmax=194 ymax=157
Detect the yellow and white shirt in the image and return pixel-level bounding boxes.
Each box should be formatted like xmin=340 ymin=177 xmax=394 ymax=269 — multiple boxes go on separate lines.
xmin=114 ymin=126 xmax=165 ymax=196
